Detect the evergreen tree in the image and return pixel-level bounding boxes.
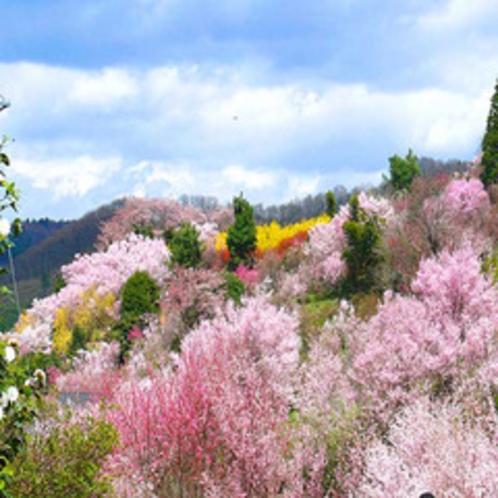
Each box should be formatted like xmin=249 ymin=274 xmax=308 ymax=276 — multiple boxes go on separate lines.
xmin=113 ymin=270 xmax=160 ymax=362
xmin=480 ymin=80 xmax=498 ymax=187
xmin=325 ymin=190 xmax=338 ymax=217
xmin=341 ymin=195 xmax=384 ymax=295
xmin=168 ymin=222 xmax=203 ymax=269
xmin=388 ymin=149 xmax=421 ymax=192
xmin=226 ymin=194 xmax=257 ymax=270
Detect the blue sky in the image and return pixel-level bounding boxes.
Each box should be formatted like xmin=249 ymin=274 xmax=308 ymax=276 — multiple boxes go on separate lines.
xmin=0 ymin=0 xmax=497 ymax=219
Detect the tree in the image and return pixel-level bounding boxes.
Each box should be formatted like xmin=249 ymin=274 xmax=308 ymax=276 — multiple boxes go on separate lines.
xmin=168 ymin=222 xmax=204 ymax=269
xmin=341 ymin=195 xmax=384 ymax=295
xmin=388 ymin=149 xmax=421 ymax=192
xmin=226 ymin=194 xmax=257 ymax=270
xmin=325 ymin=190 xmax=338 ymax=217
xmin=114 ymin=270 xmax=160 ymax=362
xmin=480 ymin=79 xmax=498 ymax=187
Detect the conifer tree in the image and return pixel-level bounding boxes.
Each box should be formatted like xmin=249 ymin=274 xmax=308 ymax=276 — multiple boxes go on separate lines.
xmin=169 ymin=222 xmax=203 ymax=269
xmin=480 ymin=80 xmax=498 ymax=187
xmin=341 ymin=194 xmax=384 ymax=295
xmin=226 ymin=194 xmax=257 ymax=270
xmin=325 ymin=190 xmax=338 ymax=217
xmin=388 ymin=149 xmax=421 ymax=192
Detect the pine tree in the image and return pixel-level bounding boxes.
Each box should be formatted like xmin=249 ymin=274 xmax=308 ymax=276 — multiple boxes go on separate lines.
xmin=480 ymin=80 xmax=498 ymax=187
xmin=226 ymin=194 xmax=257 ymax=270
xmin=388 ymin=149 xmax=421 ymax=192
xmin=341 ymin=195 xmax=384 ymax=295
xmin=169 ymin=222 xmax=203 ymax=269
xmin=325 ymin=190 xmax=338 ymax=217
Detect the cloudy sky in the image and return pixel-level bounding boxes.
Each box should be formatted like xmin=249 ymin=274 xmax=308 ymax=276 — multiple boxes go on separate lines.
xmin=0 ymin=0 xmax=497 ymax=219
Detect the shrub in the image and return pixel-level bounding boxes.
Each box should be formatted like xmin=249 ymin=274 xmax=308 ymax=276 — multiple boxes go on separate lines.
xmin=0 ymin=340 xmax=46 ymax=493
xmin=9 ymin=412 xmax=118 ymax=497
xmin=222 ymin=272 xmax=245 ymax=305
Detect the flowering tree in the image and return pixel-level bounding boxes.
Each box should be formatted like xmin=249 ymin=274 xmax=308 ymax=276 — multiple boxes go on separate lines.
xmin=108 ymin=297 xmax=324 ymax=496
xmin=356 ymin=397 xmax=498 ymax=497
xmin=97 ymin=197 xmax=207 ymax=248
xmin=13 ymin=234 xmax=170 ymax=353
xmin=346 ymin=247 xmax=498 ymax=413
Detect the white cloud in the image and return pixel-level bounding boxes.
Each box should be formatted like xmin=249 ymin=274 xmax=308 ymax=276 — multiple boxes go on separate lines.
xmin=0 ymin=60 xmax=492 ymax=217
xmin=15 ymin=155 xmax=122 ymax=198
xmin=222 ymin=164 xmax=276 ymax=190
xmin=417 ymin=0 xmax=498 ymax=31
xmin=68 ymin=68 xmax=139 ymax=109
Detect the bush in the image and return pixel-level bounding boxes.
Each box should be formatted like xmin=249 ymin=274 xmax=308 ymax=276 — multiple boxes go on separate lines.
xmin=222 ymin=272 xmax=245 ymax=305
xmin=9 ymin=412 xmax=118 ymax=497
xmin=0 ymin=340 xmax=46 ymax=494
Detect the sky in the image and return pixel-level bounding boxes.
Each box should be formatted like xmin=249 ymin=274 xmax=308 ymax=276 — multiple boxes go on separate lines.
xmin=0 ymin=0 xmax=498 ymax=220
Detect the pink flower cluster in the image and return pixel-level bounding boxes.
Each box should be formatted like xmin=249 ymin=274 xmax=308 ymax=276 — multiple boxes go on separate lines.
xmin=107 ymin=297 xmax=324 ymax=496
xmin=13 ymin=234 xmax=170 ymax=353
xmin=338 ymin=247 xmax=498 ymax=411
xmin=357 ymin=397 xmax=498 ymax=497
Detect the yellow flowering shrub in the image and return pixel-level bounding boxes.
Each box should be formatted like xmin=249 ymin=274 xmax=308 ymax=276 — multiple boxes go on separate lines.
xmin=216 ymin=215 xmax=331 ymax=256
xmin=51 ymin=288 xmax=117 ymax=354
xmin=72 ymin=288 xmax=116 ymax=343
xmin=53 ymin=307 xmax=72 ymax=354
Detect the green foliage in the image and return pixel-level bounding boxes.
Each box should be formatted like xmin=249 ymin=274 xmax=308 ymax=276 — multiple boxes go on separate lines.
xmin=68 ymin=326 xmax=87 ymax=357
xmin=341 ymin=195 xmax=384 ymax=296
xmin=9 ymin=411 xmax=118 ymax=497
xmin=325 ymin=190 xmax=338 ymax=217
xmin=227 ymin=194 xmax=257 ymax=270
xmin=299 ymin=298 xmax=339 ymax=358
xmin=480 ymin=80 xmax=498 ymax=187
xmin=120 ymin=270 xmax=160 ymax=318
xmin=222 ymin=272 xmax=246 ymax=305
xmin=0 ymin=340 xmax=46 ymax=496
xmin=114 ymin=270 xmax=160 ymax=363
xmin=388 ymin=149 xmax=421 ymax=192
xmin=169 ymin=222 xmax=204 ymax=269
xmin=132 ymin=223 xmax=154 ymax=239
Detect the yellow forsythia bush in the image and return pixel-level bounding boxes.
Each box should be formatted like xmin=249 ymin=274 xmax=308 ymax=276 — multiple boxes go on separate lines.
xmin=216 ymin=215 xmax=331 ymax=255
xmin=53 ymin=307 xmax=72 ymax=354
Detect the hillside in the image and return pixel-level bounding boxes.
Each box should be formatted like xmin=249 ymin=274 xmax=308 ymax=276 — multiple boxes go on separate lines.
xmin=0 ymin=199 xmax=125 ymax=330
xmin=5 ymin=163 xmax=498 ymax=495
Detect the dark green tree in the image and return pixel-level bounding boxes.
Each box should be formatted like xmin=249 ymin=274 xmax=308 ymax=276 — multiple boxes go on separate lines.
xmin=480 ymin=80 xmax=498 ymax=187
xmin=388 ymin=149 xmax=421 ymax=192
xmin=168 ymin=222 xmax=203 ymax=269
xmin=341 ymin=195 xmax=384 ymax=295
xmin=226 ymin=194 xmax=257 ymax=270
xmin=325 ymin=190 xmax=338 ymax=217
xmin=113 ymin=270 xmax=160 ymax=362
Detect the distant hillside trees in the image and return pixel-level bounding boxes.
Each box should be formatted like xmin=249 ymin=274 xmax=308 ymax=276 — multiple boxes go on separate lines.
xmin=418 ymin=157 xmax=470 ymax=177
xmin=254 ymin=188 xmax=351 ymax=225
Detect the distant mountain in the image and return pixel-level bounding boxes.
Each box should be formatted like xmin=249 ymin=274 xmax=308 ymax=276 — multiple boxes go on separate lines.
xmin=0 ymin=199 xmax=125 ymax=331
xmin=0 ymin=218 xmax=70 ymax=268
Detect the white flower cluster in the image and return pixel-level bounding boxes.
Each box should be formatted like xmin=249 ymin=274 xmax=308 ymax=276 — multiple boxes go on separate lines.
xmin=0 ymin=385 xmax=19 ymax=419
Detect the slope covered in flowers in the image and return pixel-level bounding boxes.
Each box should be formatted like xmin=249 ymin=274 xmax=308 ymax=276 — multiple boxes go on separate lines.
xmin=3 ymin=170 xmax=498 ymax=497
